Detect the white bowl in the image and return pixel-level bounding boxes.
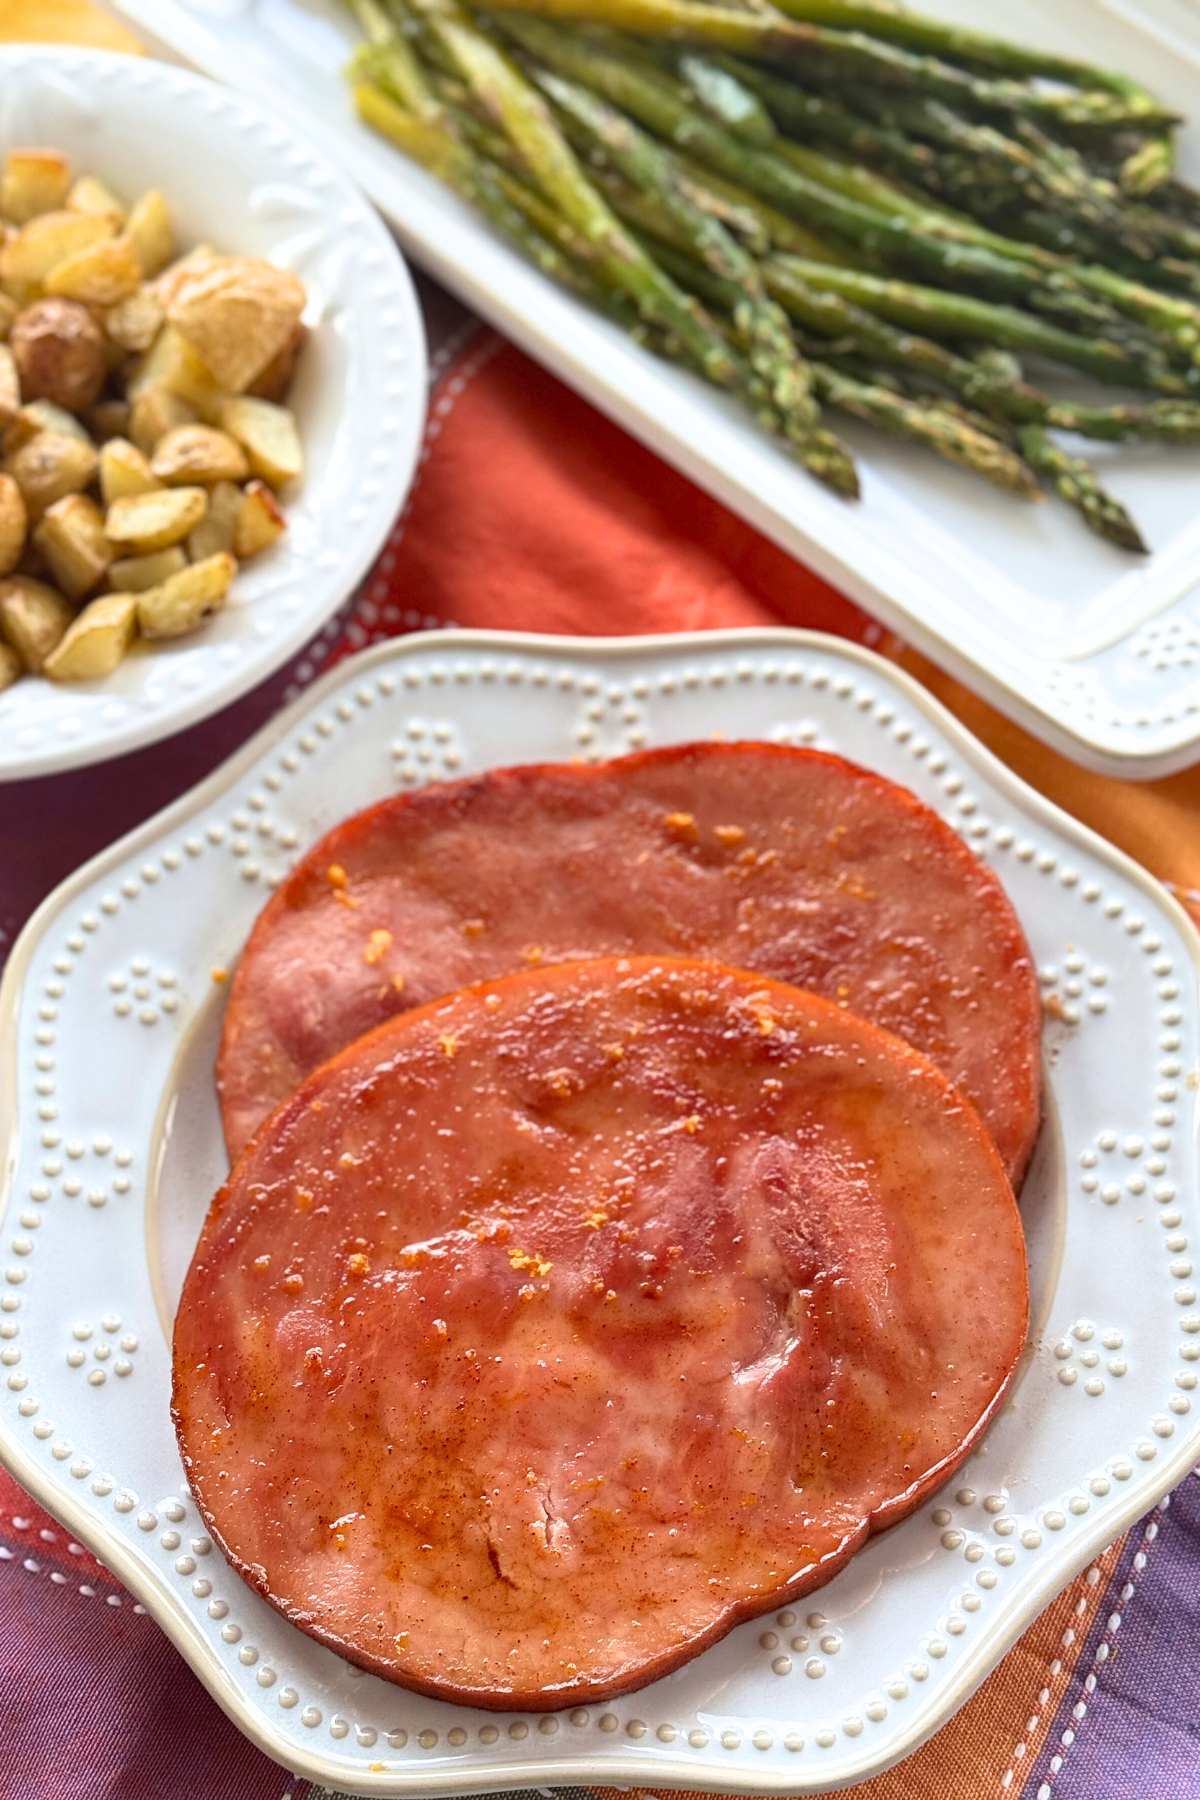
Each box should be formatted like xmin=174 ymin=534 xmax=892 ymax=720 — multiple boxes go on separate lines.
xmin=0 ymin=47 xmax=426 ymax=780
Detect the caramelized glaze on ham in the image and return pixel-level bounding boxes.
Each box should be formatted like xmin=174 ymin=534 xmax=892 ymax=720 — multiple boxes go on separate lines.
xmin=180 ymin=956 xmax=1029 ymax=1708
xmin=218 ymin=743 xmax=1040 ymax=1181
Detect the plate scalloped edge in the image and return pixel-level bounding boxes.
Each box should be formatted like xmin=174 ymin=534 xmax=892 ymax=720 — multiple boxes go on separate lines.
xmin=1 ymin=626 xmax=1198 ymax=1797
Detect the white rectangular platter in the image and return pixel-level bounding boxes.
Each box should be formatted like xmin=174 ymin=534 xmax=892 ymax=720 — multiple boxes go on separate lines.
xmin=0 ymin=628 xmax=1198 ymax=1795
xmin=115 ymin=0 xmax=1200 ymax=781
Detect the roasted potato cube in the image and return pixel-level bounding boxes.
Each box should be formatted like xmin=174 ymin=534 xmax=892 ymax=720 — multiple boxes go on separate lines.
xmin=154 ymin=243 xmax=219 ymax=310
xmin=0 ymin=574 xmax=74 ymax=671
xmin=100 ymin=437 xmax=159 ymax=505
xmin=219 ymin=397 xmax=302 ymax=489
xmin=10 ymin=297 xmax=106 ymax=410
xmin=46 ymin=233 xmax=141 ymax=308
xmin=234 ymin=479 xmax=286 ymax=559
xmin=0 ymin=210 xmax=114 ymax=295
xmin=0 ymin=293 xmax=16 ymax=341
xmin=128 ymin=324 xmax=223 ymax=416
xmin=4 ymin=399 xmax=92 ymax=452
xmin=34 ymin=493 xmax=110 ymax=599
xmin=0 ymin=344 xmax=17 ymax=428
xmin=0 ymin=472 xmax=28 ymax=576
xmin=125 ymin=190 xmax=173 ymax=278
xmin=5 ymin=432 xmax=97 ymax=520
xmin=166 ymin=255 xmax=306 ymax=393
xmin=67 ymin=175 xmax=125 ymax=227
xmin=137 ymin=552 xmax=235 ymax=640
xmin=186 ymin=479 xmax=241 ymax=560
xmin=86 ymin=398 xmax=131 ymax=442
xmin=43 ymin=591 xmax=136 ymax=681
xmin=103 ymin=284 xmax=163 ymax=356
xmin=108 ymin=546 xmax=187 ymax=592
xmin=151 ymin=423 xmax=247 ymax=486
xmin=106 ymin=485 xmax=206 ymax=553
xmin=0 ymin=638 xmax=20 ymax=691
xmin=2 ymin=150 xmax=71 ymax=226
xmin=128 ymin=388 xmax=196 ymax=457
xmin=247 ymin=321 xmax=308 ymax=402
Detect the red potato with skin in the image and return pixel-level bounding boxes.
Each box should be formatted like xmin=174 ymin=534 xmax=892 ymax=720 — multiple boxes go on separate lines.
xmin=178 ymin=956 xmax=1029 ymax=1710
xmin=218 ymin=741 xmax=1042 ymax=1182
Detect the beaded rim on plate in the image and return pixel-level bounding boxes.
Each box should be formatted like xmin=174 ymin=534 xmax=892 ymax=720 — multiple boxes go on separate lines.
xmin=0 ymin=627 xmax=1197 ymax=1794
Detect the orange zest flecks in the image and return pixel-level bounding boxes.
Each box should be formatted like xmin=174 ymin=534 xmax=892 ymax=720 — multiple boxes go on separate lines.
xmin=509 ymin=1248 xmax=553 ymax=1277
xmin=604 ymin=1041 xmax=625 ymax=1064
xmin=439 ymin=1033 xmax=458 ymax=1058
xmin=713 ymin=824 xmax=744 ymax=846
xmin=663 ymin=810 xmax=698 ymax=840
xmin=210 ymin=966 xmax=228 ymax=984
xmin=522 ymin=943 xmax=544 ymax=964
xmin=582 ymin=1209 xmax=609 ymax=1230
xmin=327 ymin=862 xmax=360 ymax=909
xmin=252 ymin=1253 xmax=271 ymax=1274
xmin=364 ymin=927 xmax=393 ymax=966
xmin=294 ymin=1187 xmax=314 ymax=1212
xmin=282 ymin=1272 xmax=304 ymax=1295
xmin=347 ymin=1252 xmax=370 ymax=1277
xmin=461 ymin=917 xmax=485 ymax=937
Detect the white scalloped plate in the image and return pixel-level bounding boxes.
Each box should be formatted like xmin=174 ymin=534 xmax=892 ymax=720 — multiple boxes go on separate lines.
xmin=0 ymin=48 xmax=426 ymax=781
xmin=1 ymin=628 xmax=1198 ymax=1795
xmin=113 ymin=0 xmax=1200 ymax=779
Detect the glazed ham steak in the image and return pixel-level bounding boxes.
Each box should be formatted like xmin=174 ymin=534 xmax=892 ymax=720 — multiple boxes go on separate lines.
xmin=218 ymin=742 xmax=1041 ymax=1180
xmin=177 ymin=956 xmax=1029 ymax=1708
